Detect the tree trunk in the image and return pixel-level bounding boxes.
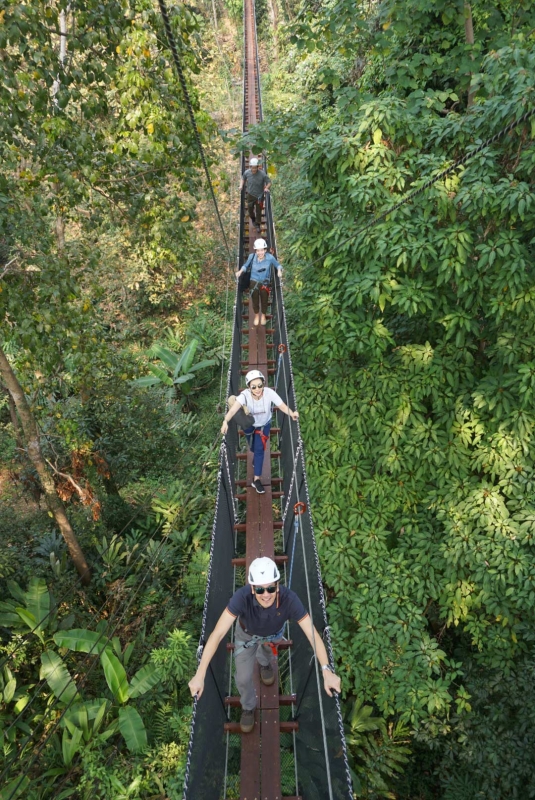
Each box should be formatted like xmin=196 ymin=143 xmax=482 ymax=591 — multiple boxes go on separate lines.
xmin=464 ymin=3 xmax=475 ymax=107
xmin=267 ymin=0 xmax=278 ymax=55
xmin=0 ymin=347 xmax=91 ymax=584
xmin=2 ymin=383 xmax=24 ymax=452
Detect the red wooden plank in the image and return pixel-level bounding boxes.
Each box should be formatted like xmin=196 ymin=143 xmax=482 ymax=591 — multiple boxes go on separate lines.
xmin=259 ymin=660 xmax=279 ymax=710
xmin=260 ymin=709 xmax=281 ymax=800
xmin=240 ymin=670 xmax=261 ymax=800
xmin=225 ymin=694 xmax=296 ymax=707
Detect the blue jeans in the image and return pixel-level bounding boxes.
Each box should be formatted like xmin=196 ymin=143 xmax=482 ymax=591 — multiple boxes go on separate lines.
xmin=243 ymin=422 xmax=271 ymax=477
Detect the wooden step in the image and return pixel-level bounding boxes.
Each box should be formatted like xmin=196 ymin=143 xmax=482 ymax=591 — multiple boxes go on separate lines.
xmin=223 ymin=720 xmax=298 ymax=734
xmin=231 ymin=555 xmax=288 ymax=567
xmin=234 ymin=521 xmax=282 ymax=531
xmin=236 ymin=477 xmax=282 ymax=487
xmin=236 ymin=451 xmax=280 ymax=460
xmin=235 ymin=490 xmax=284 ymax=501
xmin=224 ymin=694 xmax=296 ymax=707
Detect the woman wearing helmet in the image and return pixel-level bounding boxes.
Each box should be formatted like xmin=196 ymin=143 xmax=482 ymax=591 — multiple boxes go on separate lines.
xmin=236 ymin=238 xmax=282 ymax=327
xmin=188 ymin=557 xmax=341 ymax=733
xmin=221 ymin=370 xmax=298 ymax=493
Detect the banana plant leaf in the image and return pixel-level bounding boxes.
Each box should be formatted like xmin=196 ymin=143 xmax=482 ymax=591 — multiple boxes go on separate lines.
xmin=0 ymin=776 xmax=29 ymax=800
xmin=25 ymin=577 xmax=50 ymax=631
xmin=172 ymin=372 xmax=196 ymax=385
xmin=100 ymin=649 xmax=129 ymax=704
xmin=174 ymin=338 xmax=199 ymax=377
xmin=53 ymin=628 xmax=110 ymax=655
xmin=131 ymin=374 xmax=161 ymax=388
xmin=40 ymin=650 xmax=79 ymax=705
xmin=62 ymin=721 xmax=83 ymax=766
xmin=149 ymin=343 xmax=180 ymax=372
xmin=127 ymin=663 xmax=162 ymax=699
xmin=118 ymin=705 xmax=148 ymax=753
xmin=188 ymin=358 xmax=217 ymax=372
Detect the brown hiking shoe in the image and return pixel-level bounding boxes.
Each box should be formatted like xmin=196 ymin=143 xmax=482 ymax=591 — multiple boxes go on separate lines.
xmin=240 ymin=708 xmax=255 ymax=733
xmin=260 ymin=663 xmax=275 ymax=686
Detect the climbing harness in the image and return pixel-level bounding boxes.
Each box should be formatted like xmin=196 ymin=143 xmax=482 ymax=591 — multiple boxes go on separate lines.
xmin=234 ymin=624 xmax=286 ymax=656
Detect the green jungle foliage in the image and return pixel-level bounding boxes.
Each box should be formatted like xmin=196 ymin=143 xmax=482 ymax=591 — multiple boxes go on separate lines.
xmin=0 ymin=0 xmax=239 ymax=796
xmin=246 ymin=0 xmax=535 ymax=796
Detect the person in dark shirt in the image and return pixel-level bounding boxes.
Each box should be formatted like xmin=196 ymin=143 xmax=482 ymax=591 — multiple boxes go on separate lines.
xmin=239 ymin=157 xmax=271 ymax=233
xmin=188 ymin=557 xmax=341 ymax=733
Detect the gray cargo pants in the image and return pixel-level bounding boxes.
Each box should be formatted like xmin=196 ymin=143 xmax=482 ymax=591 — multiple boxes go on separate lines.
xmin=234 ymin=623 xmax=277 ymax=711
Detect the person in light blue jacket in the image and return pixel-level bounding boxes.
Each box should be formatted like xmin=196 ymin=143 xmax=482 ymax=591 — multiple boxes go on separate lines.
xmin=236 ymin=238 xmax=282 ymax=326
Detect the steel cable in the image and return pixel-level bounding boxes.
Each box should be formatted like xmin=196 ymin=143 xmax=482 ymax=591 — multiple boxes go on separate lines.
xmin=157 ymin=0 xmax=232 ymax=261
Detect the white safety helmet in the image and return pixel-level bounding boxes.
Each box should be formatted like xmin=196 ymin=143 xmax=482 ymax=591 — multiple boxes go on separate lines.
xmin=249 ymin=157 xmax=259 ymax=167
xmin=245 ymin=369 xmax=265 ymax=386
xmin=249 ymin=556 xmax=280 ymax=585
xmin=253 ymin=238 xmax=268 ymax=250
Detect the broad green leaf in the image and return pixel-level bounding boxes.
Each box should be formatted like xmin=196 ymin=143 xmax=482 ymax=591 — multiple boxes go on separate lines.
xmin=149 ymin=343 xmax=179 ymax=372
xmin=0 ymin=610 xmax=20 ymax=627
xmin=26 ymin=577 xmax=50 ymax=631
xmin=174 ymin=338 xmax=198 ymax=376
xmin=132 ymin=375 xmax=161 ymax=388
xmin=173 ymin=372 xmax=195 ymax=385
xmin=118 ymin=705 xmax=148 ymax=752
xmin=6 ymin=581 xmax=26 ymax=604
xmin=16 ymin=608 xmax=38 ymax=633
xmin=3 ymin=677 xmax=16 ymax=703
xmin=0 ymin=776 xmax=30 ymax=800
xmin=63 ymin=698 xmax=109 ymax=727
xmin=53 ymin=628 xmax=109 ymax=655
xmin=40 ymin=651 xmax=79 ymax=705
xmin=127 ymin=663 xmax=162 ymax=699
xmin=147 ymin=363 xmax=173 ymax=386
xmin=100 ymin=649 xmax=129 ymax=704
xmin=188 ymin=358 xmax=216 ymax=372
xmin=62 ymin=723 xmax=83 ymax=766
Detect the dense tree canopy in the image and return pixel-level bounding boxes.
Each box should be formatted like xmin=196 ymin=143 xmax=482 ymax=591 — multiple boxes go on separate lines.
xmin=2 ymin=0 xmax=535 ymax=796
xmin=247 ymin=0 xmax=535 ymax=795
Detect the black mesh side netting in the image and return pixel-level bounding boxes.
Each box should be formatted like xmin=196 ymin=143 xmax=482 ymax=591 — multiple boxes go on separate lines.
xmin=266 ymin=197 xmax=354 ymax=800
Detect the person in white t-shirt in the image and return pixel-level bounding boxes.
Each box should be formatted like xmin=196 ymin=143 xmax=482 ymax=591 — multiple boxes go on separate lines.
xmin=221 ymin=370 xmax=298 ymax=494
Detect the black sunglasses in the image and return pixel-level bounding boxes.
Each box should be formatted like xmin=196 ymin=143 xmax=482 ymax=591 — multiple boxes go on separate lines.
xmin=254 ymin=585 xmax=277 ymax=595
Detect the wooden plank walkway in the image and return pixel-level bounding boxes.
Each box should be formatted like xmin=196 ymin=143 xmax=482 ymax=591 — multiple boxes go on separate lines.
xmin=230 ymin=0 xmax=300 ymax=797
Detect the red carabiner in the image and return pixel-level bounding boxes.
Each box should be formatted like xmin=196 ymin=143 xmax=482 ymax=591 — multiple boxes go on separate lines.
xmin=294 ymin=501 xmax=307 ymax=516
xmin=278 ymin=343 xmax=287 ymax=354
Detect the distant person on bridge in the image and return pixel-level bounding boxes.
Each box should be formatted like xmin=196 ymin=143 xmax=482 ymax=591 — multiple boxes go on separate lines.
xmin=236 ymin=238 xmax=281 ymax=327
xmin=222 ymin=369 xmax=298 ymax=494
xmin=188 ymin=557 xmax=341 ymax=733
xmin=240 ymin=157 xmax=271 ymax=233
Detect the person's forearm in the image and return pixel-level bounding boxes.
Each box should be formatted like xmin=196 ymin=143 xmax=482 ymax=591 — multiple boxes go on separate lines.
xmin=277 ymin=402 xmax=293 ymax=416
xmin=224 ymin=401 xmax=242 ymax=423
xmin=313 ymin=629 xmax=330 ymax=668
xmin=303 ymin=624 xmax=330 ymax=667
xmin=196 ymin=629 xmax=224 ymax=677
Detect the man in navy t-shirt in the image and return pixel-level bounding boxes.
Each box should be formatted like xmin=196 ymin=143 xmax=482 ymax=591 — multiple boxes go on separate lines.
xmin=188 ymin=557 xmax=341 ymax=733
